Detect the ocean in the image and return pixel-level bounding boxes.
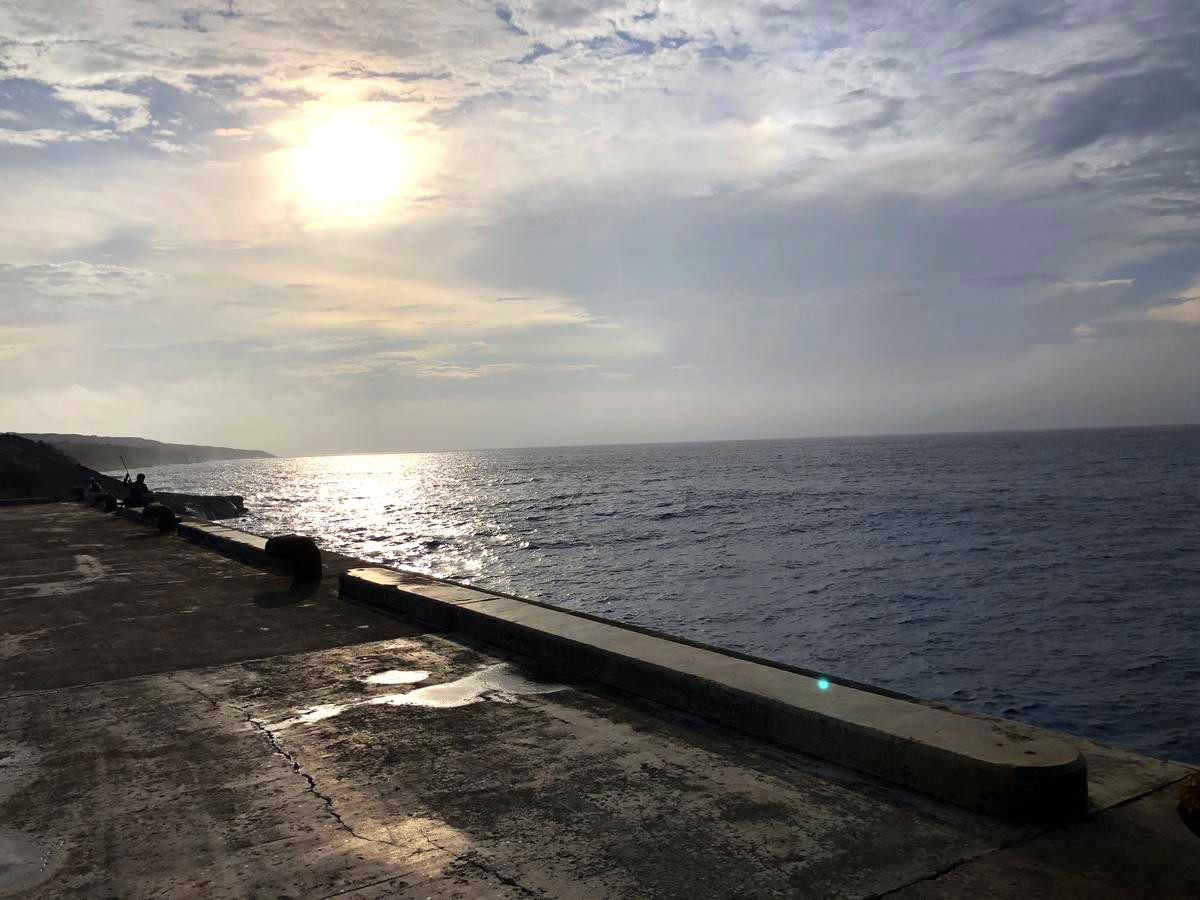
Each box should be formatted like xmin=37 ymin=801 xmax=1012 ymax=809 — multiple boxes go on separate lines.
xmin=134 ymin=426 xmax=1200 ymax=762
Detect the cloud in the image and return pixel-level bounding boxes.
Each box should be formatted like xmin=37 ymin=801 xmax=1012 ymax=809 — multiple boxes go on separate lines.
xmin=1031 ymin=67 xmax=1200 ymax=157
xmin=1056 ymin=278 xmax=1135 ymax=291
xmin=1148 ymin=278 xmax=1200 ymax=325
xmin=1149 ymin=298 xmax=1200 ymax=325
xmin=0 ymin=261 xmax=171 ymax=323
xmin=954 ymin=0 xmax=1070 ymax=47
xmin=53 ymin=86 xmax=150 ymax=131
xmin=1 ymin=0 xmax=1198 ymax=450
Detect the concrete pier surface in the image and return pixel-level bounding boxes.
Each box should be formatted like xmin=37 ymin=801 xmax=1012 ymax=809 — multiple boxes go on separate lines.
xmin=1 ymin=504 xmax=1197 ymax=898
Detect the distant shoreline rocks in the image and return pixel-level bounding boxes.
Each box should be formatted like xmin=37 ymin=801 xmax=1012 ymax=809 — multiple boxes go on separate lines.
xmin=153 ymin=492 xmax=247 ymax=520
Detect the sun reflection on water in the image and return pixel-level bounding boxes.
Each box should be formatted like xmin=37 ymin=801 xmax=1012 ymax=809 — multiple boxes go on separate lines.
xmin=192 ymin=452 xmax=515 ymax=583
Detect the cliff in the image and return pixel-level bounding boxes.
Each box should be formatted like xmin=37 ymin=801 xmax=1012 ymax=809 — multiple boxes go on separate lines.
xmin=19 ymin=433 xmax=273 ymax=471
xmin=0 ymin=433 xmax=125 ymax=500
xmin=0 ymin=433 xmax=247 ymax=518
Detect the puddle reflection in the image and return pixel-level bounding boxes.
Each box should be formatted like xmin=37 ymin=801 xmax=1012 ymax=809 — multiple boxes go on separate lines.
xmin=272 ymin=663 xmax=564 ymax=730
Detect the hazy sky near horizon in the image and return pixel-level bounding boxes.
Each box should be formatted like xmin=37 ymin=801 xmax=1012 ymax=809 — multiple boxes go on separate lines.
xmin=1 ymin=0 xmax=1198 ymax=454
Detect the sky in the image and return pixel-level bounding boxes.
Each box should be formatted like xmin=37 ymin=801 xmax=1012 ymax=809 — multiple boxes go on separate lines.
xmin=1 ymin=0 xmax=1198 ymax=455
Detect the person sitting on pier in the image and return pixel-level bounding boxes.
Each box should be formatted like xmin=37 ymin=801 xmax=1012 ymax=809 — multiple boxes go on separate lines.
xmin=124 ymin=472 xmax=154 ymax=508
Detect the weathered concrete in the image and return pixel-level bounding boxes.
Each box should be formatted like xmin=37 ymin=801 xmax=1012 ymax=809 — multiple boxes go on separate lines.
xmin=341 ymin=568 xmax=1090 ymax=821
xmin=0 ymin=505 xmax=411 ymax=694
xmin=1 ymin=504 xmax=1197 ymax=898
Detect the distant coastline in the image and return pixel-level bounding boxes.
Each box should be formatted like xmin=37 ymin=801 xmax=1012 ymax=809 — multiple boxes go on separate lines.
xmin=18 ymin=433 xmax=273 ymax=472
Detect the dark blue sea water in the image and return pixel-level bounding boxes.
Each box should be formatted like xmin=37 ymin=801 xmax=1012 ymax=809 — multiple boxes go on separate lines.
xmin=141 ymin=426 xmax=1200 ymax=762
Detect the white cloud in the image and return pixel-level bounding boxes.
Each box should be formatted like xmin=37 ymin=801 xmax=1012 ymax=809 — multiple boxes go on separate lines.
xmin=53 ymin=86 xmax=150 ymax=132
xmin=1057 ymin=278 xmax=1135 ymax=292
xmin=0 ymin=127 xmax=116 ymax=146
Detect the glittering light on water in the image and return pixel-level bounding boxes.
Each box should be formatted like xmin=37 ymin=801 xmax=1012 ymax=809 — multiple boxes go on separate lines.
xmin=817 ymin=678 xmax=830 ymax=691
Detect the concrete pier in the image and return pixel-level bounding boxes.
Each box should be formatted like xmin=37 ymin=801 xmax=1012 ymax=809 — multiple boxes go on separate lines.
xmin=1 ymin=503 xmax=1197 ymax=898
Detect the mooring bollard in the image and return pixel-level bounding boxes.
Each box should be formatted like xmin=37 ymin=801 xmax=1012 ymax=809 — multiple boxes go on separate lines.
xmin=141 ymin=503 xmax=179 ymax=533
xmin=265 ymin=534 xmax=322 ymax=582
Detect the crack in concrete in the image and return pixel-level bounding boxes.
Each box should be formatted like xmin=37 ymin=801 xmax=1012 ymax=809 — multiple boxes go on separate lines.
xmin=165 ymin=673 xmax=543 ymax=897
xmin=425 ymin=835 xmax=543 ymax=898
xmin=163 ymin=673 xmax=396 ymax=849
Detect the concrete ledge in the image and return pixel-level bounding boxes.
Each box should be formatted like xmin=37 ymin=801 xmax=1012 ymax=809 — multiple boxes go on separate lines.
xmin=177 ymin=520 xmax=277 ymax=569
xmin=339 ymin=566 xmax=498 ymax=631
xmin=340 ymin=566 xmax=1089 ymax=822
xmin=0 ymin=497 xmax=53 ymax=507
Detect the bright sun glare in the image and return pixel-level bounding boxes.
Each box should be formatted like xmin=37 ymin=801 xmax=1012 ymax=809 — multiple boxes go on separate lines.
xmin=286 ymin=108 xmax=415 ymax=227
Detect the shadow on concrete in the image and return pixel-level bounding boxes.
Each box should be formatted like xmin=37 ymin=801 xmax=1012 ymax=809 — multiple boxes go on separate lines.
xmin=124 ymin=532 xmax=170 ymax=542
xmin=254 ymin=581 xmax=322 ymax=608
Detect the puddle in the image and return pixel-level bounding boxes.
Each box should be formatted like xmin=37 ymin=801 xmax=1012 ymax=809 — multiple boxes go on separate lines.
xmin=272 ymin=702 xmax=360 ymax=729
xmin=364 ymin=670 xmax=431 ymax=685
xmin=271 ymin=664 xmax=564 ymax=730
xmin=372 ymin=664 xmax=564 ymax=709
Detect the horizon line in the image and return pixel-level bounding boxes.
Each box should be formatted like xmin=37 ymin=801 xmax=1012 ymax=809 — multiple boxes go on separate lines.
xmin=284 ymin=420 xmax=1200 ymax=460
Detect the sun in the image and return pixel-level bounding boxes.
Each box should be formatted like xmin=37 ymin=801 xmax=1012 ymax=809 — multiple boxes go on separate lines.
xmin=282 ymin=107 xmax=420 ymax=227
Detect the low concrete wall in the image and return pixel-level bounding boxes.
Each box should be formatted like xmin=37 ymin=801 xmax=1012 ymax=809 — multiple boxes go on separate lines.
xmin=176 ymin=521 xmax=275 ymax=568
xmin=0 ymin=497 xmax=52 ymax=507
xmin=341 ymin=566 xmax=1089 ymax=822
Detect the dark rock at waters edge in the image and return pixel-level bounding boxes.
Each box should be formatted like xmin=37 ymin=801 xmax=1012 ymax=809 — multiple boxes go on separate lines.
xmin=154 ymin=492 xmax=247 ymax=520
xmin=1 ymin=433 xmax=248 ymax=520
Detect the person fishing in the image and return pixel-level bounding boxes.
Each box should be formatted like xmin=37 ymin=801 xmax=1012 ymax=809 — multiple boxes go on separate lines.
xmin=123 ymin=472 xmax=154 ymax=507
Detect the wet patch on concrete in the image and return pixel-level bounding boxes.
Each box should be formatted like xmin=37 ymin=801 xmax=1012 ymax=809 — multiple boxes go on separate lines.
xmin=372 ymin=663 xmax=564 ymax=709
xmin=272 ymin=663 xmax=565 ymax=730
xmin=363 ymin=669 xmax=431 ymax=686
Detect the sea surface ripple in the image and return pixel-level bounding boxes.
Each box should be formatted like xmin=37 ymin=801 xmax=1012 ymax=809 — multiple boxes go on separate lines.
xmin=140 ymin=426 xmax=1200 ymax=762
